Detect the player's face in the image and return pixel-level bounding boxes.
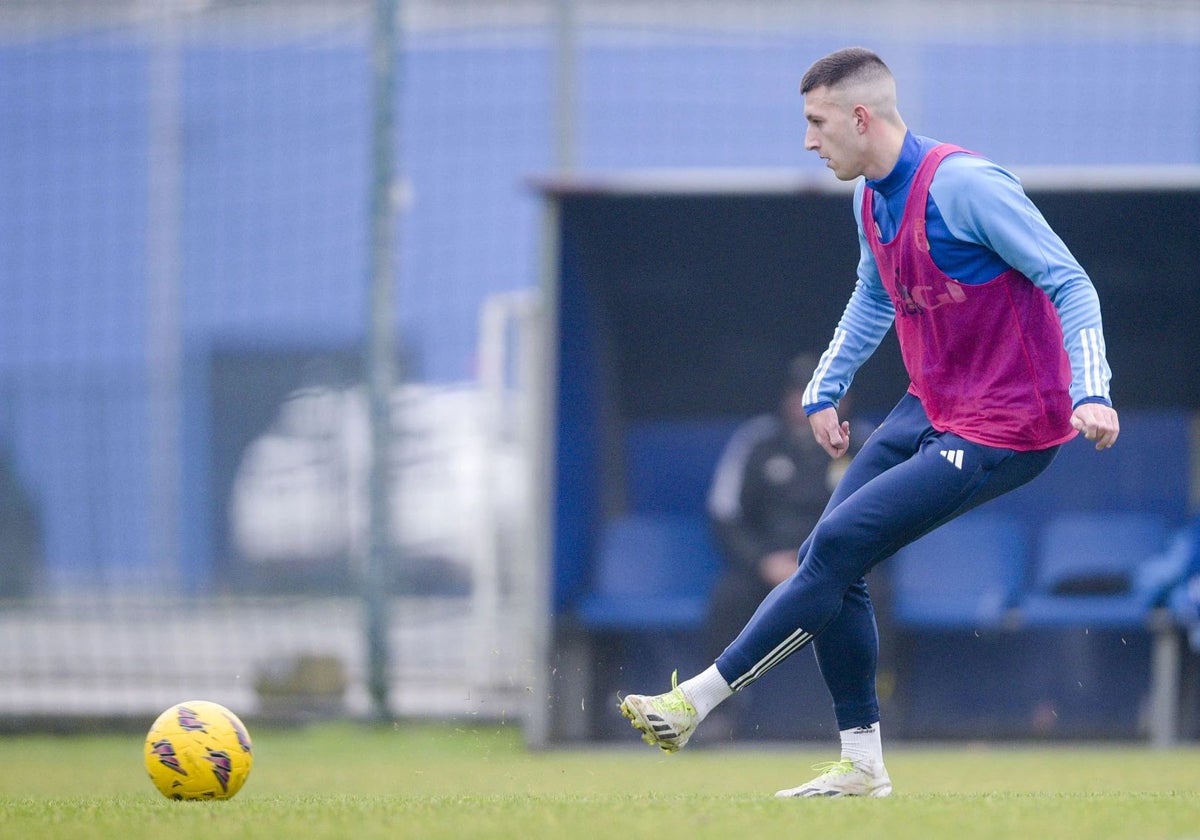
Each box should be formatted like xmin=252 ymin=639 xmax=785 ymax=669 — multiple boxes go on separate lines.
xmin=803 ymin=86 xmax=866 ymax=180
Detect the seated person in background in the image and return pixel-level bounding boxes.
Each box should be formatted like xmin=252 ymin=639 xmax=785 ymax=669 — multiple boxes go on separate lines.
xmin=702 ymin=354 xmax=861 ymax=738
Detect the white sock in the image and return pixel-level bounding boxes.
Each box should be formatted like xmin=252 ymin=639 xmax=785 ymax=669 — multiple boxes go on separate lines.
xmin=678 ymin=665 xmax=733 ymax=720
xmin=839 ymin=722 xmax=884 ymax=769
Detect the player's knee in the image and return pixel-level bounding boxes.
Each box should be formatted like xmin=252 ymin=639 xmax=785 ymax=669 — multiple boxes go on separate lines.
xmin=806 ymin=522 xmax=864 ymax=578
xmin=788 ymin=556 xmax=854 ymax=627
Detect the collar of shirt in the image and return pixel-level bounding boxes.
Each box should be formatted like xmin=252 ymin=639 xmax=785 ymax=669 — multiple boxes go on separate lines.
xmin=862 ymin=132 xmax=944 ymax=243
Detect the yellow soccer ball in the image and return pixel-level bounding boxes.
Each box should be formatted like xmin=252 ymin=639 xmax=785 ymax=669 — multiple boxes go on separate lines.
xmin=144 ymin=700 xmax=253 ymax=800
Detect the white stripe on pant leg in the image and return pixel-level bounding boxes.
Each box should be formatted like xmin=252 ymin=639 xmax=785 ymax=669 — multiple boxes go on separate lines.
xmin=730 ymin=630 xmax=812 ymax=691
xmin=729 ymin=628 xmax=813 ymax=691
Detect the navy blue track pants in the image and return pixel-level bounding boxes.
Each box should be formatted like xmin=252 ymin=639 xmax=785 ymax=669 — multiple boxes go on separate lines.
xmin=713 ymin=393 xmax=1060 ymax=729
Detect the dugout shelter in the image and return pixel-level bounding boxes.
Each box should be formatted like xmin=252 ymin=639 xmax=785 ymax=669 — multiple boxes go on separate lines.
xmin=534 ymin=167 xmax=1200 ymax=743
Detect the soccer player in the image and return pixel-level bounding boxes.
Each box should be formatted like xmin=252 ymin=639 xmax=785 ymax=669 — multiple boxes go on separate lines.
xmin=618 ymin=46 xmax=1119 ymax=797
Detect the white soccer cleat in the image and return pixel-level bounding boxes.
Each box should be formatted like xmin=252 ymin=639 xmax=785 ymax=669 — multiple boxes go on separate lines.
xmin=774 ymin=758 xmax=893 ymax=798
xmin=618 ymin=670 xmax=699 ymax=753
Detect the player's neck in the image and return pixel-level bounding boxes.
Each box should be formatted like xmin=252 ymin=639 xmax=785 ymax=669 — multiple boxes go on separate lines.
xmin=863 ymin=122 xmax=908 ymax=180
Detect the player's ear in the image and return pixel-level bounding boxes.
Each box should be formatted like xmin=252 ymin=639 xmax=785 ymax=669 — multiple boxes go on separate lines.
xmin=853 ymin=104 xmax=870 ymax=133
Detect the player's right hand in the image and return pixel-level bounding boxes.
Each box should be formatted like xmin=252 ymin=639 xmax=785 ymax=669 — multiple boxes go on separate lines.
xmin=808 ymin=406 xmax=850 ymax=459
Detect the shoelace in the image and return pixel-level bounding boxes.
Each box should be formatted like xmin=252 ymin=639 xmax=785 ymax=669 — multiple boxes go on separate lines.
xmin=810 ymin=759 xmax=857 ymax=778
xmin=653 ymin=670 xmax=696 ymax=715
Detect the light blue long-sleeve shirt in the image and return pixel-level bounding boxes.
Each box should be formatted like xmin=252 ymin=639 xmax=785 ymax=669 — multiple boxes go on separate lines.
xmin=804 ymin=132 xmax=1113 ymax=414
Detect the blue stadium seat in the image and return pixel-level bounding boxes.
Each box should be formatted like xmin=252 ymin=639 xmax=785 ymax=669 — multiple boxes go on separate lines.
xmin=891 ymin=511 xmax=1028 ymax=630
xmin=575 ymin=513 xmax=722 ymax=631
xmin=1163 ymin=518 xmax=1200 ymax=649
xmin=623 ymin=419 xmax=743 ymax=515
xmin=986 ymin=410 xmax=1191 ymax=531
xmin=1018 ymin=511 xmax=1171 ymax=628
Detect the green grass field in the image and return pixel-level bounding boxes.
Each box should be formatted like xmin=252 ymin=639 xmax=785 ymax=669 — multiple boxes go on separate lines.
xmin=2 ymin=722 xmax=1199 ymax=839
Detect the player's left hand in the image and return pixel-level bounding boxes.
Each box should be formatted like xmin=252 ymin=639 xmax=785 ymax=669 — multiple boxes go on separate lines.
xmin=1071 ymin=403 xmax=1119 ymax=450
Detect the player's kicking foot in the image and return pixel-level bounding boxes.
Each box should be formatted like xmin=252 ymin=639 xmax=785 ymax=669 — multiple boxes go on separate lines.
xmin=618 ymin=670 xmax=698 ymax=753
xmin=774 ymin=759 xmax=893 ymax=798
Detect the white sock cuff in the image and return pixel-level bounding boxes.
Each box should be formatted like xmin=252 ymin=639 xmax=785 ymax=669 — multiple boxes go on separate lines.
xmin=679 ymin=665 xmax=733 ymax=720
xmin=839 ymin=721 xmax=883 ymax=768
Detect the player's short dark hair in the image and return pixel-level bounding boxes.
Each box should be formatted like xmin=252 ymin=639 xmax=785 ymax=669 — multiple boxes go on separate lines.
xmin=800 ymin=47 xmax=891 ymax=95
